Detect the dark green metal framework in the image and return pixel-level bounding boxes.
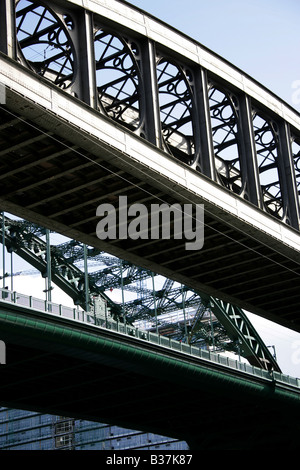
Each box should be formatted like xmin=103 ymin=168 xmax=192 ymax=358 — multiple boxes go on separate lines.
xmin=0 ymin=302 xmax=298 ymax=449
xmin=0 ymin=212 xmax=280 ymax=372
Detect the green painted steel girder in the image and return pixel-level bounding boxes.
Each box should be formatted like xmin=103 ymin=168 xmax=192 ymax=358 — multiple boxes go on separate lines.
xmin=0 ymin=302 xmax=299 ymax=448
xmin=0 ymin=304 xmax=298 ymax=404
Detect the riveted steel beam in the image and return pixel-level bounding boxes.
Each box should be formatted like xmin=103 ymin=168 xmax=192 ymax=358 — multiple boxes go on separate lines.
xmin=237 ymin=94 xmax=262 ymax=207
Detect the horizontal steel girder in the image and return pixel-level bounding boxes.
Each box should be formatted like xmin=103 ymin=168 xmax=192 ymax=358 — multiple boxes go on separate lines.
xmin=0 ymin=304 xmax=299 ymax=449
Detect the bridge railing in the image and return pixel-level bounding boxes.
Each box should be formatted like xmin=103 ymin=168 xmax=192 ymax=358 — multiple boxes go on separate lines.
xmin=0 ymin=288 xmax=94 ymax=323
xmin=0 ymin=287 xmax=299 ymax=389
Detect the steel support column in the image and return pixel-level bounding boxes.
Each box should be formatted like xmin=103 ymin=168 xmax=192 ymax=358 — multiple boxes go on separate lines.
xmin=140 ymin=39 xmax=163 ymax=147
xmin=76 ymin=9 xmax=98 ymax=108
xmin=46 ymin=229 xmax=52 ymax=304
xmin=194 ymin=67 xmax=216 ymax=179
xmin=1 ymin=214 xmax=5 ymax=290
xmin=0 ymin=0 xmax=16 ymax=58
xmin=238 ymin=94 xmax=262 ymax=207
xmin=278 ymin=121 xmax=300 ymax=229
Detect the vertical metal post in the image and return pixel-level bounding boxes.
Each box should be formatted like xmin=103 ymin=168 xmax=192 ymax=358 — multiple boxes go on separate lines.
xmin=238 ymin=94 xmax=262 ymax=207
xmin=151 ymin=272 xmax=158 ymax=334
xmin=76 ymin=10 xmax=98 ymax=108
xmin=104 ymin=298 xmax=108 ymax=329
xmin=120 ymin=260 xmax=126 ymax=326
xmin=193 ymin=67 xmax=216 ymax=179
xmin=10 ymin=251 xmax=13 ymax=292
xmin=140 ymin=39 xmax=163 ymax=147
xmin=2 ymin=213 xmax=5 ymax=289
xmin=278 ymin=121 xmax=300 ymax=229
xmin=0 ymin=340 xmax=6 ymax=364
xmin=181 ymin=285 xmax=188 ymax=341
xmin=237 ymin=340 xmax=241 ymax=362
xmin=46 ymin=229 xmax=52 ymax=303
xmin=0 ymin=0 xmax=16 ymax=58
xmin=268 ymin=345 xmax=277 ymax=362
xmin=210 ymin=307 xmax=215 ymax=351
xmin=83 ymin=244 xmax=89 ymax=312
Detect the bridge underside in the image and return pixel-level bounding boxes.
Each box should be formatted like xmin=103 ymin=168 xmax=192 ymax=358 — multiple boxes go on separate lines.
xmin=0 ymin=305 xmax=299 ymax=450
xmin=0 ymin=84 xmax=299 ymax=333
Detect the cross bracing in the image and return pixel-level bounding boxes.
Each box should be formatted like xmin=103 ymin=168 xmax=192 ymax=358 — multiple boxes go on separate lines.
xmin=0 ymin=212 xmax=280 ymax=372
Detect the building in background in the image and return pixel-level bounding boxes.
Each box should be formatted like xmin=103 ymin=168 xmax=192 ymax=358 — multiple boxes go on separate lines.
xmin=0 ymin=408 xmax=188 ymax=450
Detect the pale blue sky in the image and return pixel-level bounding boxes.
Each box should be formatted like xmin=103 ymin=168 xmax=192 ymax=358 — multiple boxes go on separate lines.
xmin=128 ymin=0 xmax=300 ymax=110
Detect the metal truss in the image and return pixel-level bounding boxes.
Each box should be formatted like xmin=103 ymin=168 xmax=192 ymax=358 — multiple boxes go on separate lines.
xmin=0 ymin=213 xmax=281 ymax=372
xmin=205 ymin=297 xmax=281 ymax=372
xmin=3 ymin=0 xmax=297 ymax=230
xmin=0 ymin=214 xmax=122 ymax=316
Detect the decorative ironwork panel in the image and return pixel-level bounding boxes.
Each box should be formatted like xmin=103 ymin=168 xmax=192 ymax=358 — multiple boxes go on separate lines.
xmin=291 ymin=137 xmax=300 ymax=204
xmin=156 ymin=57 xmax=196 ymax=165
xmin=94 ymin=27 xmax=144 ymax=134
xmin=16 ymin=0 xmax=76 ymax=90
xmin=252 ymin=111 xmax=283 ymax=219
xmin=208 ymin=84 xmax=243 ymax=195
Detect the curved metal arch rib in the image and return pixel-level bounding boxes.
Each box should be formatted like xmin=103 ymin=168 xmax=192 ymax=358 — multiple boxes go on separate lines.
xmin=0 ymin=213 xmax=281 ymax=372
xmin=206 ymin=296 xmax=281 ymax=373
xmin=11 ymin=0 xmax=300 ymax=230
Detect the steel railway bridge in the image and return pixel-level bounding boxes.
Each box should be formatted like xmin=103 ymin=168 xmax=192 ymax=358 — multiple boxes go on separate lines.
xmin=0 ymin=0 xmax=300 ymax=449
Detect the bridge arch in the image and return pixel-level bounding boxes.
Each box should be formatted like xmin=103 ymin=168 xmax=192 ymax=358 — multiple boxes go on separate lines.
xmin=10 ymin=0 xmax=300 ymax=229
xmin=0 ymin=0 xmax=298 ymax=356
